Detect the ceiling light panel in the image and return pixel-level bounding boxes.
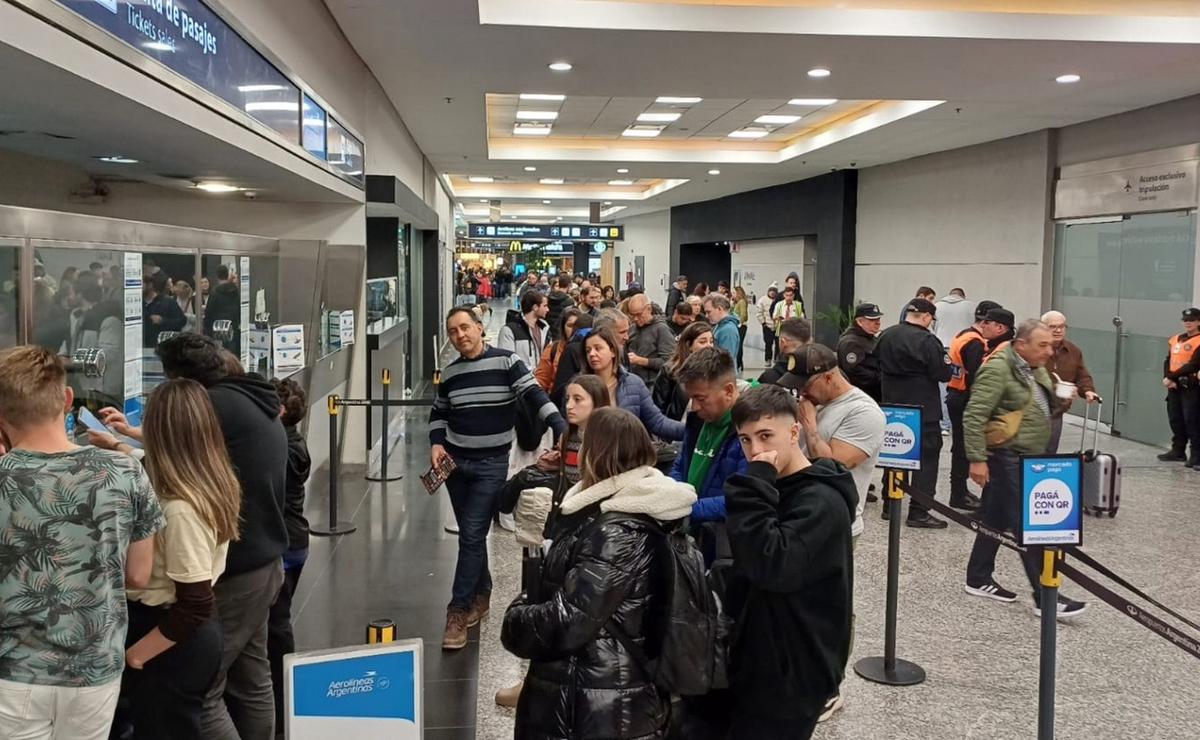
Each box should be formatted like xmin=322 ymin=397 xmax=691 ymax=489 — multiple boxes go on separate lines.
xmin=729 ymin=128 xmax=769 ymax=139
xmin=637 ymin=112 xmax=681 ymax=123
xmin=608 ymin=179 xmax=634 ymax=186
xmin=656 ymin=96 xmax=702 ymax=105
xmin=622 ymin=126 xmax=663 ymax=138
xmin=514 ymin=123 xmax=552 ymax=136
xmin=755 ymin=114 xmax=802 ymax=125
xmin=788 ymin=98 xmax=838 ymax=106
xmin=516 ymin=110 xmax=558 ymax=121
xmin=468 ymin=176 xmax=494 ymax=183
xmin=520 ymin=93 xmax=566 ymax=101
xmin=807 ymin=67 xmax=832 ymax=78
xmin=548 ymin=61 xmax=572 ymax=72
xmin=539 ymin=177 xmax=564 ymax=184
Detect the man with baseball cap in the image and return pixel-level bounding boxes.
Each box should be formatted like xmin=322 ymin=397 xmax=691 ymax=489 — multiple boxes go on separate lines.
xmin=837 ymin=304 xmax=884 ymax=402
xmin=945 ymin=302 xmax=1010 ymax=511
xmin=874 ymin=297 xmax=953 ymax=528
xmin=1161 ymin=307 xmax=1200 ymax=467
xmin=778 ymin=344 xmax=884 ymax=722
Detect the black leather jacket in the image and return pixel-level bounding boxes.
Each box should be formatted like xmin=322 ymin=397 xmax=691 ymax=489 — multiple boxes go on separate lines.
xmin=501 ymin=503 xmax=669 ymax=740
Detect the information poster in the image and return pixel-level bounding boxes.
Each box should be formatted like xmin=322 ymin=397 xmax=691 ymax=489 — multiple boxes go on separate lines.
xmin=878 ymin=405 xmax=922 ymax=471
xmin=272 ymin=324 xmax=305 ymax=373
xmin=121 ymin=252 xmax=143 ymax=425
xmin=1020 ymin=455 xmax=1083 ymax=546
xmin=239 ymin=256 xmax=251 ymax=368
xmin=286 ymin=640 xmax=422 ymax=740
xmin=339 ymin=311 xmax=356 ymax=346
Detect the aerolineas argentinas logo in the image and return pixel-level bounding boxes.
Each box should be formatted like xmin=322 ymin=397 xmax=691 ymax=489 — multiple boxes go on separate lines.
xmin=327 ymin=670 xmax=391 ymax=699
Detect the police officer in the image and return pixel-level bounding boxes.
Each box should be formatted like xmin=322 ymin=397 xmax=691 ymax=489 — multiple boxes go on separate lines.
xmin=875 ymin=297 xmax=952 ymax=528
xmin=837 ymin=303 xmax=883 ymax=402
xmin=1159 ymin=307 xmax=1200 ymax=467
xmin=945 ymin=302 xmax=1007 ymax=511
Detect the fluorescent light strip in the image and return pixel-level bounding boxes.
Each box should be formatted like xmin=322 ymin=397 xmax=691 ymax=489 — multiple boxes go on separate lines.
xmin=729 ymin=129 xmax=769 ymax=139
xmin=468 ymin=176 xmax=494 ymax=183
xmin=520 ymin=93 xmax=566 ymax=101
xmin=245 ymin=102 xmax=299 ymax=112
xmin=622 ymin=127 xmax=662 ymax=138
xmin=238 ymin=84 xmax=289 ymax=93
xmin=516 ymin=110 xmax=559 ymax=120
xmin=656 ymin=96 xmax=702 ymax=104
xmin=539 ymin=178 xmax=564 ymax=185
xmin=637 ymin=112 xmax=681 ymax=123
xmin=608 ymin=179 xmax=634 ymax=186
xmin=756 ymin=114 xmax=801 ymax=125
xmin=514 ymin=124 xmax=552 ymax=136
xmin=788 ymin=98 xmax=838 ymax=106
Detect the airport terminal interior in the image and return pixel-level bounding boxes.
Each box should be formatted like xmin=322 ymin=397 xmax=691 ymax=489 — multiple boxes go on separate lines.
xmin=0 ymin=0 xmax=1199 ymax=738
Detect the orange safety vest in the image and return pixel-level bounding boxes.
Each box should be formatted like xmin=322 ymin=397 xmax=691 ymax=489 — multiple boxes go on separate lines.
xmin=947 ymin=327 xmax=985 ymax=392
xmin=1168 ymin=333 xmax=1199 ymax=374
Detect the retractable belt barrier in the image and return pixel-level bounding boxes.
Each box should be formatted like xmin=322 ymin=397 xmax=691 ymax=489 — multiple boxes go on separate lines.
xmin=903 ymin=487 xmax=1200 ymax=663
xmin=309 ymin=368 xmax=436 ymax=538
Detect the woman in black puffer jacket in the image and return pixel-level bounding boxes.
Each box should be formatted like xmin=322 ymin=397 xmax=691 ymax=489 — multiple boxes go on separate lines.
xmin=501 ymin=408 xmax=697 ymax=740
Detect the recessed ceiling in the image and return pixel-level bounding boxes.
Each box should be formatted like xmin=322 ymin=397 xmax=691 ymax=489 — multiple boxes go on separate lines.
xmin=585 ymin=0 xmax=1200 ymax=17
xmin=324 ymin=0 xmax=1200 ymax=219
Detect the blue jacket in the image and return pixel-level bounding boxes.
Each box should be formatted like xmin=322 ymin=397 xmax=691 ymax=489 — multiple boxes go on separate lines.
xmin=613 ymin=368 xmax=686 ymax=442
xmin=670 ymin=411 xmax=747 ymax=522
xmin=714 ymin=314 xmax=741 ymax=358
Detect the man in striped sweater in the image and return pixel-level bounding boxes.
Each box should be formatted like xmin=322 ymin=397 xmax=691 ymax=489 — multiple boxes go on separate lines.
xmin=431 ymin=307 xmax=567 ymax=649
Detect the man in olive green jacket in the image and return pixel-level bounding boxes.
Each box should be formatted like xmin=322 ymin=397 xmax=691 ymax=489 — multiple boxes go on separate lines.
xmin=962 ymin=319 xmax=1088 ymax=619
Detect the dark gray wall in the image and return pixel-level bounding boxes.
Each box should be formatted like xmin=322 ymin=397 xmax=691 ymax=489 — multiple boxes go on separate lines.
xmin=670 ymin=170 xmax=857 ymax=344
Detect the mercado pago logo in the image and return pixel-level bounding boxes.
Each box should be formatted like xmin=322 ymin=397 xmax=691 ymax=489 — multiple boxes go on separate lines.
xmin=327 ymin=670 xmax=392 ymax=699
xmin=882 ymin=422 xmax=916 ymax=455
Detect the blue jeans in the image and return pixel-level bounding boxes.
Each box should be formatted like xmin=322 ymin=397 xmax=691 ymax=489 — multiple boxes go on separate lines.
xmin=446 ymin=453 xmax=509 ymax=610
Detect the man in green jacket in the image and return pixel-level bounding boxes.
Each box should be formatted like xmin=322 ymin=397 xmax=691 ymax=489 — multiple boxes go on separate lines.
xmin=962 ymin=319 xmax=1088 ymax=620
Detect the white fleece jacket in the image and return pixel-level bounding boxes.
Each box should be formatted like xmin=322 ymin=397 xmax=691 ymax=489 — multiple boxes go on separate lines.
xmin=559 ymin=466 xmax=696 ymax=521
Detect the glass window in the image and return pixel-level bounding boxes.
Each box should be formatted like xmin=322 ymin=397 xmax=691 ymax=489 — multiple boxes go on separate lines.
xmin=327 ymin=117 xmax=365 ymax=183
xmin=0 ymin=240 xmax=19 ymax=350
xmin=31 ymin=245 xmax=126 ymax=411
xmin=302 ymin=94 xmax=327 ymax=160
xmin=396 ymin=223 xmax=409 ymax=322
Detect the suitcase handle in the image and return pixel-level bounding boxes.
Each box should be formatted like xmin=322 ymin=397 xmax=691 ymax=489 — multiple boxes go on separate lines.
xmin=1078 ymin=398 xmax=1103 ymax=455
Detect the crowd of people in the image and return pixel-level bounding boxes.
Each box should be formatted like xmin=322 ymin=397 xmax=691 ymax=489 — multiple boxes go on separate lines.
xmin=0 ymin=332 xmax=310 ymax=739
xmin=429 ymin=267 xmax=1200 ymax=740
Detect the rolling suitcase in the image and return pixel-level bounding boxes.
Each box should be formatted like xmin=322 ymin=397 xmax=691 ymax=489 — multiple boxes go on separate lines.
xmin=1079 ymin=400 xmax=1121 ymax=517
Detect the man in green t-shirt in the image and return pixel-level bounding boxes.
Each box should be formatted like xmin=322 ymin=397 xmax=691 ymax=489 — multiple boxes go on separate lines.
xmin=0 ymin=346 xmax=164 ymax=737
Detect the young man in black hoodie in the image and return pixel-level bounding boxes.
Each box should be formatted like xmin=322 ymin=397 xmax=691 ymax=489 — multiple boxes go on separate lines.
xmin=157 ymin=333 xmax=290 ymax=740
xmin=724 ymin=384 xmax=857 ymax=739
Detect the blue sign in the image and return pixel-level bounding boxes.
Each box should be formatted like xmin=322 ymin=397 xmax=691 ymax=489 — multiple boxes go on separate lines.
xmin=286 ymin=641 xmax=422 ymax=740
xmin=878 ymin=405 xmax=922 ymax=471
xmin=1021 ymin=455 xmax=1082 ymax=546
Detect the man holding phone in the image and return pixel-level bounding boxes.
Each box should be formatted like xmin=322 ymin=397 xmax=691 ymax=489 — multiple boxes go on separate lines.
xmin=431 ymin=307 xmax=566 ymax=650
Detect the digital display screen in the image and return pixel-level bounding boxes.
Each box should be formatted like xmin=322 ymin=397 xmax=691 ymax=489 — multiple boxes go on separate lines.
xmin=467 ymin=223 xmax=623 ymax=241
xmin=55 ymin=0 xmax=302 ymax=144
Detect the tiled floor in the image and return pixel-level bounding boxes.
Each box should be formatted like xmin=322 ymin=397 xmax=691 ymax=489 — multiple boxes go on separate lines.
xmin=292 ymin=317 xmax=1200 ymax=740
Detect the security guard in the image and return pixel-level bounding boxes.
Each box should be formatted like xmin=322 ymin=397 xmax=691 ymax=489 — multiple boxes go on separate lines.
xmin=1159 ymin=307 xmax=1200 ymax=467
xmin=875 ymin=297 xmax=952 ymax=528
xmin=837 ymin=303 xmax=883 ymax=402
xmin=945 ymin=303 xmax=1008 ymax=511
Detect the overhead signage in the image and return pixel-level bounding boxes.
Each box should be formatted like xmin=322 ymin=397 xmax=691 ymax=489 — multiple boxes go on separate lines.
xmin=286 ymin=640 xmax=422 ymax=740
xmin=468 ymin=223 xmax=624 ymax=241
xmin=1055 ymin=157 xmax=1199 ymax=219
xmin=878 ymin=405 xmax=922 ymax=471
xmin=1020 ymin=455 xmax=1082 ymax=546
xmin=467 ymin=241 xmax=575 ymax=255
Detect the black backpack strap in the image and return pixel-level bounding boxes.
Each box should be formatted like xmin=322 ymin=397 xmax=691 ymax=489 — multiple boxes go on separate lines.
xmin=605 ymin=616 xmax=654 ymax=680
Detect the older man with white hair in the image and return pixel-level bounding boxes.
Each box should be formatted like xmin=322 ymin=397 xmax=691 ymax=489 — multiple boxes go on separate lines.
xmin=1040 ymin=310 xmax=1098 ymax=451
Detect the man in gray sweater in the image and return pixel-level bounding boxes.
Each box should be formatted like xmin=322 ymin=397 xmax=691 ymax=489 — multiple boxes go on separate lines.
xmin=625 ymin=293 xmax=677 ymax=384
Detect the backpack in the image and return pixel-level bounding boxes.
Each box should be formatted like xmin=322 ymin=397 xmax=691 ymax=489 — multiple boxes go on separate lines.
xmin=598 ymin=513 xmax=729 ymax=696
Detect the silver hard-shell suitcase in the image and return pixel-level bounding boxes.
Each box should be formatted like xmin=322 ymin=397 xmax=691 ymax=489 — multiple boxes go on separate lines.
xmin=1078 ymin=400 xmax=1120 ymax=517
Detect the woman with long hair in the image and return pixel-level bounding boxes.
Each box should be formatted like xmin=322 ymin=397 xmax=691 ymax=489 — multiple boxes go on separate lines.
xmin=495 ymin=373 xmax=612 ymax=709
xmin=602 ymin=285 xmax=616 ymax=302
xmin=652 ymin=321 xmax=715 ymax=420
xmin=97 ymin=378 xmax=241 ymax=739
xmin=534 ymin=308 xmax=589 ymax=392
xmin=732 ymin=285 xmax=749 ymax=372
xmin=502 ymin=407 xmax=696 ymax=739
xmin=584 ymin=328 xmax=684 ymax=441
xmin=692 ymin=282 xmax=709 ymax=298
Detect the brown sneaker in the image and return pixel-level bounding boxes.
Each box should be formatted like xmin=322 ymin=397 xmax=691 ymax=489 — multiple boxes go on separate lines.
xmin=442 ymin=608 xmax=468 ymax=650
xmin=467 ymin=593 xmax=491 ymax=627
xmin=495 ymin=680 xmax=523 ymax=708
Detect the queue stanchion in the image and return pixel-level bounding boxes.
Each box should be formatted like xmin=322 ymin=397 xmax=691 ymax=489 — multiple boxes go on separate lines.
xmin=310 ymin=395 xmax=357 ymax=537
xmin=365 ymin=368 xmax=403 ymax=484
xmin=1038 ymin=548 xmax=1062 ymax=740
xmin=854 ymin=468 xmax=927 ymax=686
xmin=366 ymin=618 xmax=397 ymax=644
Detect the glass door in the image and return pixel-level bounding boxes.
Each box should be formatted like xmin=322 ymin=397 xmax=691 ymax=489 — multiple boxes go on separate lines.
xmin=1053 ymin=211 xmax=1197 ymax=445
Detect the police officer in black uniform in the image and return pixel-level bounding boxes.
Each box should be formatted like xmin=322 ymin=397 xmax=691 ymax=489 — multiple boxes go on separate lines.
xmin=875 ymin=297 xmax=952 ymax=528
xmin=837 ymin=303 xmax=884 ymax=402
xmin=1159 ymin=307 xmax=1200 ymax=468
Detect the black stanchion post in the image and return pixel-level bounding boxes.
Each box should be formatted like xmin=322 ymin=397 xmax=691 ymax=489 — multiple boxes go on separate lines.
xmin=310 ymin=395 xmax=357 ymax=537
xmin=854 ymin=468 xmax=927 ymax=686
xmin=1038 ymin=548 xmax=1061 ymax=740
xmin=365 ymin=368 xmax=403 ymax=483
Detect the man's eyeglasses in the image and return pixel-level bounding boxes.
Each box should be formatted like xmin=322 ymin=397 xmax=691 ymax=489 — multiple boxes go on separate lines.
xmin=1047 ymin=324 xmax=1068 ymax=331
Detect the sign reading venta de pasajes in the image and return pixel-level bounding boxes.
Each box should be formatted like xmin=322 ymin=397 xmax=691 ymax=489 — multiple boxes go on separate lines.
xmin=1020 ymin=455 xmax=1083 ymax=546
xmin=878 ymin=405 xmax=922 ymax=471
